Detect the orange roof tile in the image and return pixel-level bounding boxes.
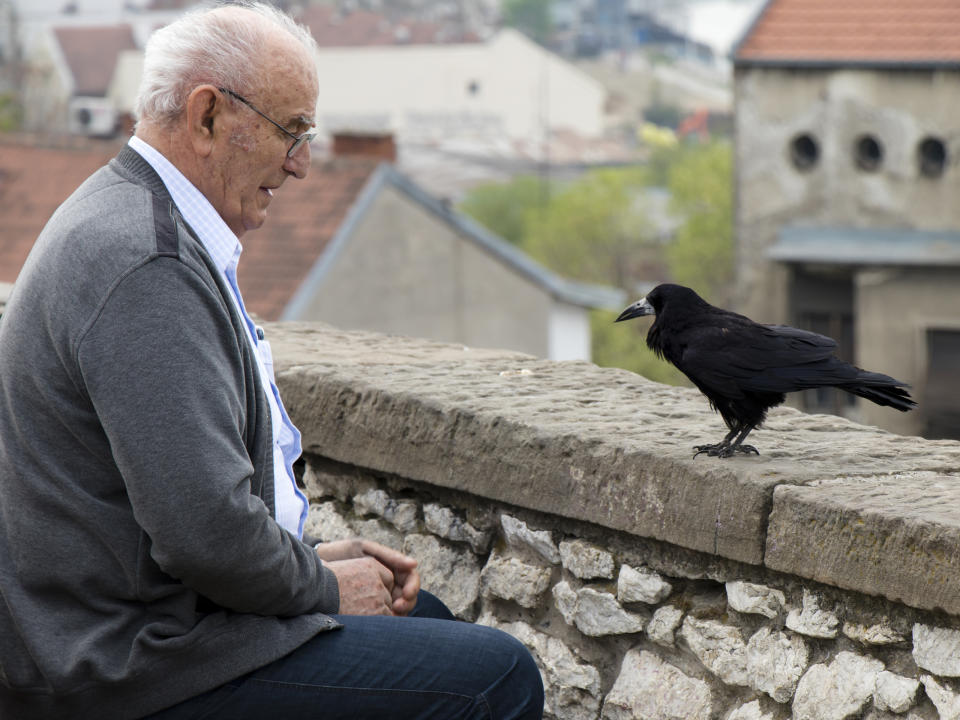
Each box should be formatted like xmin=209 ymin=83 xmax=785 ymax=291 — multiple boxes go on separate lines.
xmin=734 ymin=0 xmax=960 ymax=66
xmin=54 ymin=25 xmax=137 ymax=96
xmin=0 ymin=137 xmax=123 ymax=284
xmin=237 ymin=155 xmax=382 ymax=320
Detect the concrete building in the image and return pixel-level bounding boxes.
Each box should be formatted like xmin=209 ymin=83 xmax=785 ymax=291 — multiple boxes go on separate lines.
xmin=732 ymin=0 xmax=960 ymax=439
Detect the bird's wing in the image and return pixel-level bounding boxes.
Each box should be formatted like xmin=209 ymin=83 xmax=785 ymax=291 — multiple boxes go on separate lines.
xmin=674 ymin=321 xmax=841 ymax=398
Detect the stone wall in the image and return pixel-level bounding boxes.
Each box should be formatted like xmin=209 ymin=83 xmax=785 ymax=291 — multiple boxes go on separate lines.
xmin=269 ymin=321 xmax=960 ymax=720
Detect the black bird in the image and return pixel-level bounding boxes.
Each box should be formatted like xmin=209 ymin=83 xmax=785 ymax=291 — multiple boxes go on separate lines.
xmin=615 ymin=283 xmax=916 ymax=458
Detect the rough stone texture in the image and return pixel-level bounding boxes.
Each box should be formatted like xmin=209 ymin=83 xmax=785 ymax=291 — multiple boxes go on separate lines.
xmin=568 ymin=587 xmax=648 ymax=638
xmin=913 ymin=623 xmax=960 ymax=677
xmin=842 ymin=620 xmax=906 ymax=646
xmin=481 ymin=551 xmax=552 ymax=609
xmin=618 ymin=564 xmax=673 ymax=605
xmin=559 ymin=539 xmax=614 ymax=580
xmin=679 ymin=615 xmax=749 ymax=686
xmin=746 ymin=627 xmax=809 ymax=703
xmin=480 ymin=615 xmax=601 ymax=720
xmin=601 ymin=650 xmax=712 ymax=720
xmin=303 ymin=501 xmax=353 ymax=542
xmin=766 ymin=472 xmax=960 ymax=616
xmin=423 ymin=503 xmax=492 ymax=554
xmin=403 ymin=534 xmax=481 ymax=619
xmin=553 ymin=580 xmax=579 ymax=626
xmin=921 ymin=675 xmax=960 ymax=720
xmin=727 ymin=699 xmax=782 ymax=720
xmin=792 ymin=651 xmax=885 ymax=720
xmin=646 ymin=605 xmax=684 ymax=647
xmin=501 ymin=514 xmax=561 ymax=564
xmin=785 ymin=589 xmax=840 ymax=639
xmin=874 ymin=670 xmax=919 ymax=714
xmin=726 ymin=580 xmax=786 ymax=619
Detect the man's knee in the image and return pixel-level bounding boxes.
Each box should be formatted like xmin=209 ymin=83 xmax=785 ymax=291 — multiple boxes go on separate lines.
xmin=480 ymin=627 xmax=544 ymax=719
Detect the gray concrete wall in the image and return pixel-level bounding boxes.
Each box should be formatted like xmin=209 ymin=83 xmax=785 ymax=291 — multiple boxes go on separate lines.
xmin=300 ymin=184 xmax=553 ymax=356
xmin=271 ymin=321 xmax=960 ymax=720
xmin=735 ymin=66 xmax=960 ymax=322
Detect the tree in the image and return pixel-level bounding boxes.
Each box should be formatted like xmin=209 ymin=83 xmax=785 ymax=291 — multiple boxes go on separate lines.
xmin=664 ymin=140 xmax=734 ymax=306
xmin=457 ymin=175 xmax=548 ymax=246
xmin=502 ymin=0 xmax=552 ymax=45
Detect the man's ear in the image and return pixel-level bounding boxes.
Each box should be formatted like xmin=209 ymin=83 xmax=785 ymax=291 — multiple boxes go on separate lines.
xmin=184 ymin=85 xmax=222 ymax=158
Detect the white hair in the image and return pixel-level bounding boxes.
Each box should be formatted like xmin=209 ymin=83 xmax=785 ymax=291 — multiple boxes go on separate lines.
xmin=134 ymin=1 xmax=317 ymax=126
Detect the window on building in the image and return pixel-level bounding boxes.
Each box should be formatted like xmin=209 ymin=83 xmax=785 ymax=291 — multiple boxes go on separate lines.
xmin=789 ymin=133 xmax=819 ymax=171
xmin=854 ymin=134 xmax=884 ymax=172
xmin=918 ymin=136 xmax=947 ymax=178
xmin=923 ymin=329 xmax=960 ymax=440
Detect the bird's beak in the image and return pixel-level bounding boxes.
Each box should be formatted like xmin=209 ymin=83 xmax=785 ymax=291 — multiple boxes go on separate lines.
xmin=615 ymin=297 xmax=655 ymax=322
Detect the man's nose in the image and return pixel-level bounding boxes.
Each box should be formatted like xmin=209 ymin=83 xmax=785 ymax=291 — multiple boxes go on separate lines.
xmin=283 ymin=141 xmax=311 ymax=179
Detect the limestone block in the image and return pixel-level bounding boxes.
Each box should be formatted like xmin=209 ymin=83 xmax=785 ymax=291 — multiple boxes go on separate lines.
xmin=726 ymin=580 xmax=785 ymax=619
xmin=501 ymin=514 xmax=561 ymax=564
xmin=480 ymin=614 xmax=601 ymax=720
xmin=303 ymin=501 xmax=353 ymax=542
xmin=574 ymin=588 xmax=647 ymax=637
xmin=679 ymin=615 xmax=748 ymax=686
xmin=765 ymin=474 xmax=960 ymax=617
xmin=874 ymin=670 xmax=919 ymax=714
xmin=785 ymin=589 xmax=839 ymax=639
xmin=921 ymin=675 xmax=960 ymax=720
xmin=745 ymin=627 xmax=809 ymax=703
xmin=912 ymin=623 xmax=960 ymax=677
xmin=727 ymin=699 xmax=782 ymax=720
xmin=601 ymin=649 xmax=712 ymax=720
xmin=553 ymin=580 xmax=578 ymax=625
xmin=403 ymin=534 xmax=481 ymax=619
xmin=423 ymin=503 xmax=492 ymax=553
xmin=350 ymin=518 xmax=403 ymax=551
xmin=792 ymin=651 xmax=884 ymax=720
xmin=558 ymin=539 xmax=614 ymax=579
xmin=617 ymin=564 xmax=672 ymax=605
xmin=481 ymin=551 xmax=552 ymax=608
xmin=842 ymin=620 xmax=906 ymax=646
xmin=353 ymin=489 xmax=418 ymax=533
xmin=646 ymin=605 xmax=684 ymax=647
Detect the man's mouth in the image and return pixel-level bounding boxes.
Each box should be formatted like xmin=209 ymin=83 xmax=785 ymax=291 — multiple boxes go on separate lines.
xmin=261 ymin=187 xmax=274 ymax=197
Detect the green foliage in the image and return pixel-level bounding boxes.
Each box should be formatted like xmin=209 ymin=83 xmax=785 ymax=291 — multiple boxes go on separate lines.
xmin=590 ymin=309 xmax=689 ymax=386
xmin=502 ymin=0 xmax=552 ymax=44
xmin=0 ymin=94 xmax=23 ymax=132
xmin=664 ymin=140 xmax=734 ymax=306
xmin=457 ymin=175 xmax=548 ymax=246
xmin=521 ymin=166 xmax=659 ymax=291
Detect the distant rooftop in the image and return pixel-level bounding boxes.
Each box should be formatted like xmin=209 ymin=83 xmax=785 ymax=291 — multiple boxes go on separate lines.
xmin=54 ymin=24 xmax=137 ymax=95
xmin=298 ymin=5 xmax=480 ymax=47
xmin=733 ymin=0 xmax=960 ymax=67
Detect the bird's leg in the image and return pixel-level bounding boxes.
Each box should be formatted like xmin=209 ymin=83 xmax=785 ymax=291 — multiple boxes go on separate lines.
xmin=693 ymin=426 xmax=739 ymax=458
xmin=718 ymin=425 xmax=760 ymax=458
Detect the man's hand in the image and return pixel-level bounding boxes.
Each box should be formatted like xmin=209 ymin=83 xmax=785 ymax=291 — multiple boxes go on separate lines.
xmin=317 ymin=539 xmax=420 ymax=616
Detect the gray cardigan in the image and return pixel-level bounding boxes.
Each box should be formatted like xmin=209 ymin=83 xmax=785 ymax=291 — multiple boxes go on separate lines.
xmin=0 ymin=145 xmax=340 ymax=719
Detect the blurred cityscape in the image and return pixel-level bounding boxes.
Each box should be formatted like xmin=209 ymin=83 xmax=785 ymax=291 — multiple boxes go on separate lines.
xmin=1 ymin=0 xmax=958 ymax=440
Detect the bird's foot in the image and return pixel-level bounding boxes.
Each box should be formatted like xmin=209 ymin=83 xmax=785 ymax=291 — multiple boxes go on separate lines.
xmin=693 ymin=443 xmax=760 ymax=459
xmin=693 ymin=443 xmax=727 ymax=458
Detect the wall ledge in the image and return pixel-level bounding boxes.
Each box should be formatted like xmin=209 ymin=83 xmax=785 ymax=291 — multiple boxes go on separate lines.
xmin=269 ymin=322 xmax=960 ymax=615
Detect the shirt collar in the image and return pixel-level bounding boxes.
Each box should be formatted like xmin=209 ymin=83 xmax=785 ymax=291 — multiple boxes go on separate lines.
xmin=127 ymin=135 xmax=241 ymax=275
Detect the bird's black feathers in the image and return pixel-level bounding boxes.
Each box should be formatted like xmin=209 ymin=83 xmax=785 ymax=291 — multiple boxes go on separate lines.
xmin=615 ymin=283 xmax=915 ymax=457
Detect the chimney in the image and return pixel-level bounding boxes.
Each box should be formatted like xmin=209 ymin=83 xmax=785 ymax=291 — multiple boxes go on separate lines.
xmin=331 ymin=132 xmax=397 ymax=162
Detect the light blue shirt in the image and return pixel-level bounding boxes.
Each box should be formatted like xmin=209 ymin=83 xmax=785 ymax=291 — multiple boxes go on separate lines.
xmin=128 ymin=136 xmax=308 ymax=537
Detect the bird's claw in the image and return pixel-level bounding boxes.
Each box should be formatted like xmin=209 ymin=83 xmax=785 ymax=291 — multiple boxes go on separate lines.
xmin=693 ymin=443 xmax=760 ymax=459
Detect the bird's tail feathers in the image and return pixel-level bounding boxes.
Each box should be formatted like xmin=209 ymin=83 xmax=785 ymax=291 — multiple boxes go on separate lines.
xmin=840 ymin=372 xmax=916 ymax=412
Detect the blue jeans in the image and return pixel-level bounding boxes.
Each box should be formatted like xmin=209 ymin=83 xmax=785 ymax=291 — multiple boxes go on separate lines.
xmin=143 ymin=592 xmax=544 ymax=719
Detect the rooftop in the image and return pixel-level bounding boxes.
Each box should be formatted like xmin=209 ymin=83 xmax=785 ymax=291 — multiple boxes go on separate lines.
xmin=733 ymin=0 xmax=960 ymax=67
xmin=54 ymin=24 xmax=137 ymax=96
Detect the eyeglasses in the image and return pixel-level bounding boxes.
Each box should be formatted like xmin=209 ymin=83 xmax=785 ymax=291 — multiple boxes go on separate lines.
xmin=219 ymin=87 xmax=316 ymax=159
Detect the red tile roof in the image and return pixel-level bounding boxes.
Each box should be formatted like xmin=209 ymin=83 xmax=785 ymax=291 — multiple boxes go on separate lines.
xmin=734 ymin=0 xmax=960 ymax=66
xmin=0 ymin=137 xmax=381 ymax=321
xmin=237 ymin=154 xmax=382 ymax=320
xmin=53 ymin=25 xmax=137 ymax=96
xmin=0 ymin=137 xmax=123 ymax=284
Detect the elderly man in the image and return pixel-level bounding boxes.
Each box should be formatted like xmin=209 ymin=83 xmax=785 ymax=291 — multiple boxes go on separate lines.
xmin=0 ymin=3 xmax=543 ymax=719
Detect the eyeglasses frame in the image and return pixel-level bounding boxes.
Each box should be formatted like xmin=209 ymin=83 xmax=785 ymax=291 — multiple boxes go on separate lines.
xmin=218 ymin=87 xmax=316 ymax=159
